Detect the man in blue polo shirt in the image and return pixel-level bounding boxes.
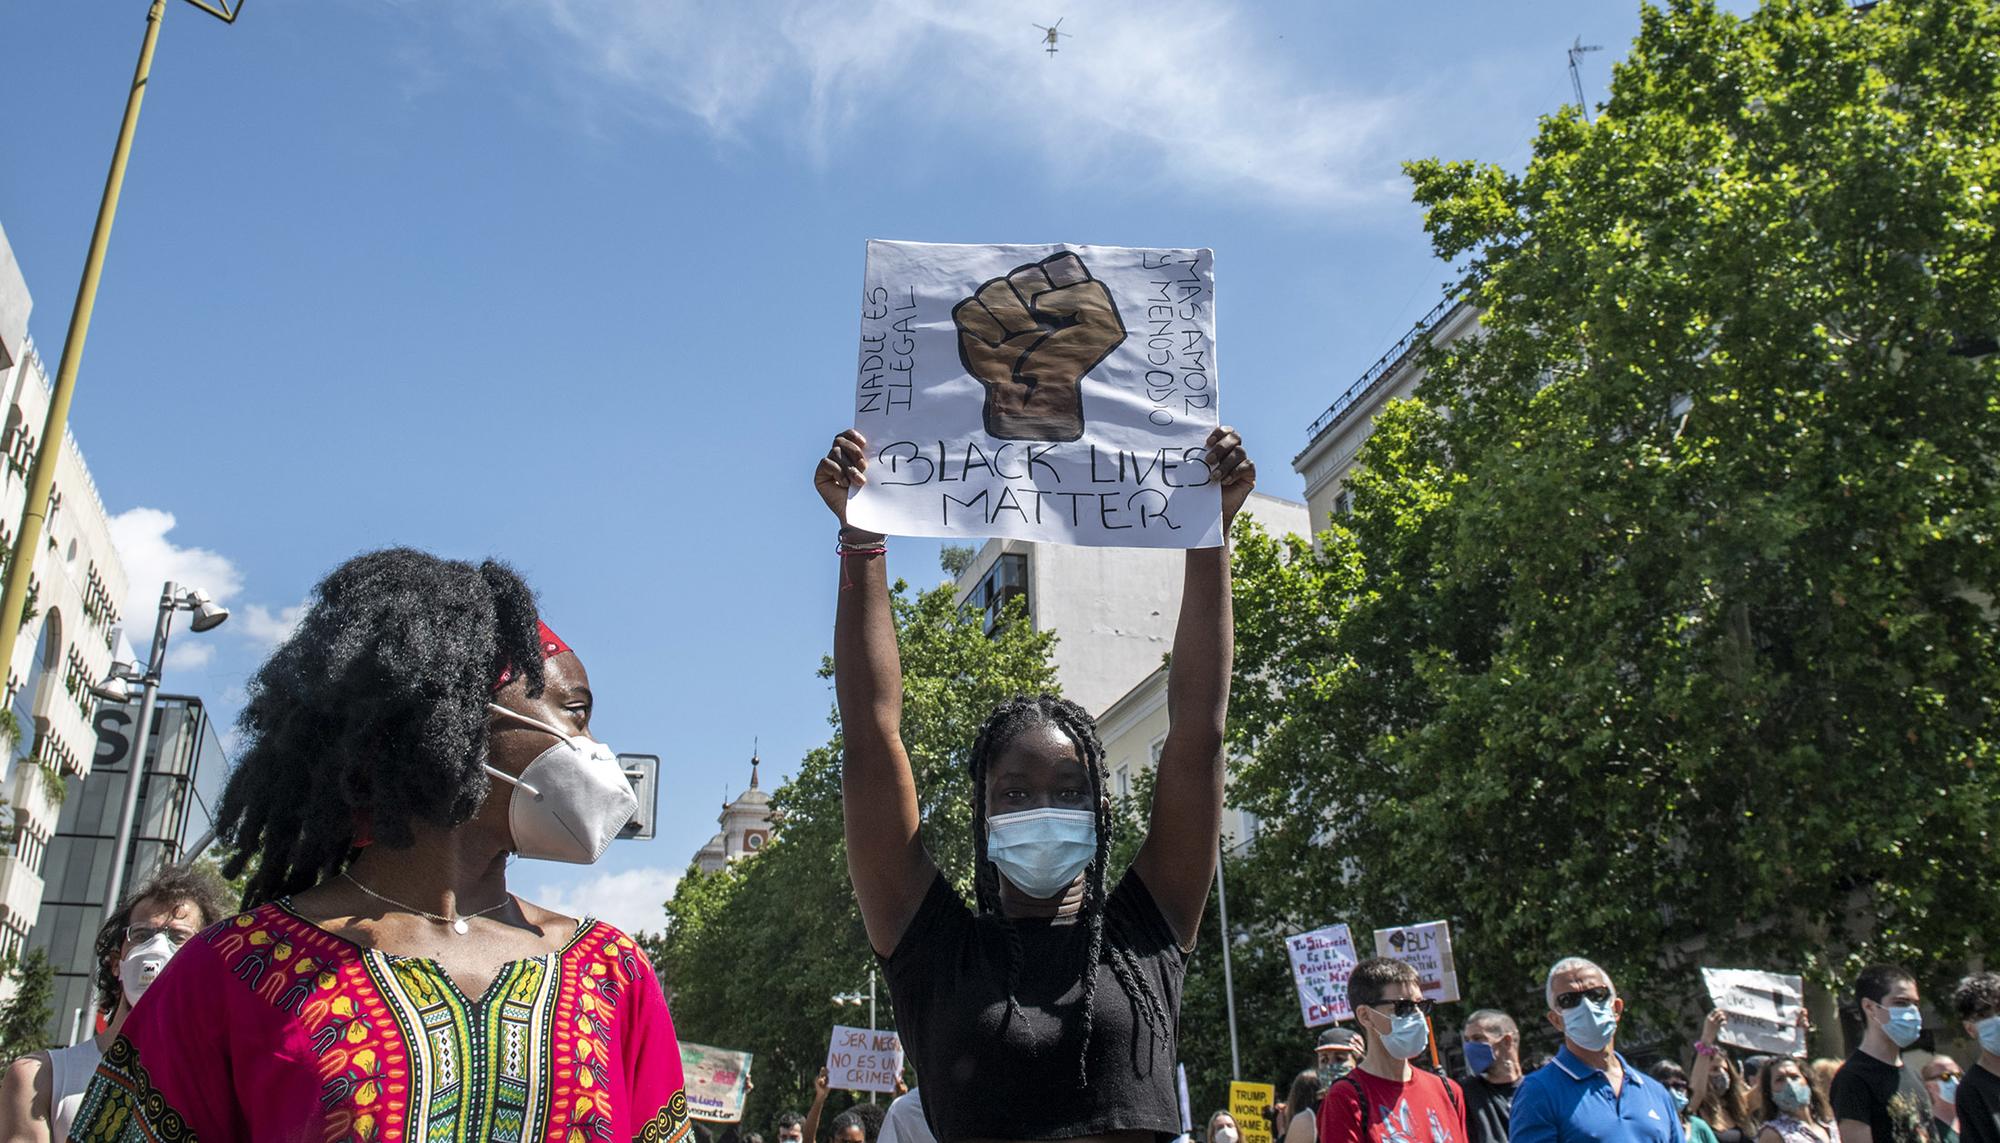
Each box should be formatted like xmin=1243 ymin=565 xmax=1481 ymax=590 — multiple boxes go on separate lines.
xmin=1509 ymin=957 xmax=1681 ymax=1143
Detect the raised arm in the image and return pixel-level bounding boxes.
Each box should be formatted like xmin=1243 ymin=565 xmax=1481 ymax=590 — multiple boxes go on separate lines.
xmin=1132 ymin=426 xmax=1255 ymax=946
xmin=817 ymin=429 xmax=938 ymax=956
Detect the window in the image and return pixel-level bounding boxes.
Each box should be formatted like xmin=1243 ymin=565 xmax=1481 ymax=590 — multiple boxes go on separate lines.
xmin=1334 ymin=490 xmax=1353 ymax=515
xmin=1115 ymin=766 xmax=1130 ymax=797
xmin=969 ymin=553 xmax=1029 ymax=636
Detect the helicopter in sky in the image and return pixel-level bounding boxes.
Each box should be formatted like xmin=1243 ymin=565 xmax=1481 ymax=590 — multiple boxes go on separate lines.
xmin=1033 ymin=19 xmax=1068 ymax=56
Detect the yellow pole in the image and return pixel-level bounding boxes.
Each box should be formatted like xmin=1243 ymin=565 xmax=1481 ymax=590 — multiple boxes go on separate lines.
xmin=0 ymin=0 xmax=166 ymax=678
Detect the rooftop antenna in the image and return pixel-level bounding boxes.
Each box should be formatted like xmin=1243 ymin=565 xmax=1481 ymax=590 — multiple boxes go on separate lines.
xmin=1033 ymin=19 xmax=1067 ymax=57
xmin=1568 ymin=36 xmax=1604 ymax=122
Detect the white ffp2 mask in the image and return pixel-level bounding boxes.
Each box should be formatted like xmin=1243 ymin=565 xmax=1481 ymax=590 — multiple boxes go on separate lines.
xmin=485 ymin=704 xmax=639 ymax=865
xmin=120 ymin=933 xmax=177 ymax=1006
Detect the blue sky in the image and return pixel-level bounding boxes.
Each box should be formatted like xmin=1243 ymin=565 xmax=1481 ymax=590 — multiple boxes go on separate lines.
xmin=0 ymin=0 xmax=1752 ymax=934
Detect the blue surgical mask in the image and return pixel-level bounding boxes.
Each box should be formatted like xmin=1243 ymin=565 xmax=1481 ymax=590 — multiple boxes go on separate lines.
xmin=985 ymin=808 xmax=1096 ymax=899
xmin=1877 ymin=1002 xmax=1923 ymax=1049
xmin=1464 ymin=1039 xmax=1496 ymax=1076
xmin=1563 ymin=997 xmax=1619 ymax=1052
xmin=1377 ymin=1010 xmax=1431 ymax=1061
xmin=1670 ymin=1088 xmax=1690 ymax=1114
xmin=1977 ymin=1015 xmax=2000 ymax=1056
xmin=1937 ymin=1078 xmax=1959 ymax=1105
xmin=1775 ymin=1079 xmax=1811 ymax=1113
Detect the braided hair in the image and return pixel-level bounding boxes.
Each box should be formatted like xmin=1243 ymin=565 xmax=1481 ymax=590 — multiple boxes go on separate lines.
xmin=966 ymin=694 xmax=1173 ymax=1085
xmin=214 ymin=548 xmax=548 ymax=907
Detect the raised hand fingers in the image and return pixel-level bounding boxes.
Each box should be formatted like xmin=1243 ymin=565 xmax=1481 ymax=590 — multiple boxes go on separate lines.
xmin=823 ymin=430 xmax=870 ymax=488
xmin=1206 ymin=426 xmax=1252 ymax=481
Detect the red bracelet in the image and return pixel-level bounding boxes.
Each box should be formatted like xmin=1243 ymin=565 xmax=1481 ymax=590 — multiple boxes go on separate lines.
xmin=1695 ymin=1042 xmax=1719 ymax=1057
xmin=837 ymin=545 xmax=887 ymax=591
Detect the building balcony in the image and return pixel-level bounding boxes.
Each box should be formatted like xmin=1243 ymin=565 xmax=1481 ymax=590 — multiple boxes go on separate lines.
xmin=0 ymin=853 xmax=45 ymax=930
xmin=8 ymin=760 xmax=63 ymax=828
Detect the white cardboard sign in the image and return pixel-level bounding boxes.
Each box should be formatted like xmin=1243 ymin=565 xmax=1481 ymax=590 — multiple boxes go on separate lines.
xmin=1701 ymin=968 xmax=1807 ymax=1056
xmin=826 ymin=1025 xmax=904 ymax=1094
xmin=1373 ymin=921 xmax=1461 ymax=1003
xmin=1287 ymin=923 xmax=1360 ymax=1027
xmin=848 ymin=239 xmax=1222 ymax=549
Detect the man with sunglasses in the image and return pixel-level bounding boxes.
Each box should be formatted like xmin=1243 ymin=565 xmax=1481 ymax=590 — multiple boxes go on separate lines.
xmin=0 ymin=863 xmax=230 ymax=1143
xmin=1318 ymin=957 xmax=1466 ymax=1143
xmin=1508 ymin=957 xmax=1679 ymax=1143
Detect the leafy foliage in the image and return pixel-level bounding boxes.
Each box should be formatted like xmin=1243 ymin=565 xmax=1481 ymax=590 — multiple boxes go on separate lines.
xmin=0 ymin=949 xmax=56 ymax=1060
xmin=647 ymin=579 xmax=1059 ymax=1129
xmin=1230 ymin=0 xmax=2000 ymax=1042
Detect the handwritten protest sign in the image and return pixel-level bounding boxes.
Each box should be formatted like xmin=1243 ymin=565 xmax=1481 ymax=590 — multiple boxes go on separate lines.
xmin=826 ymin=1025 xmax=904 ymax=1094
xmin=1286 ymin=923 xmax=1360 ymax=1027
xmin=679 ymin=1042 xmax=753 ymax=1122
xmin=1373 ymin=921 xmax=1461 ymax=1003
xmin=1701 ymin=968 xmax=1807 ymax=1056
xmin=1230 ymin=1082 xmax=1277 ymax=1143
xmin=849 ymin=240 xmax=1222 ymax=549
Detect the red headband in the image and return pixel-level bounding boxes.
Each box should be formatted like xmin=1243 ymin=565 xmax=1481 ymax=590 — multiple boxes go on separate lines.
xmin=493 ymin=620 xmax=573 ymax=690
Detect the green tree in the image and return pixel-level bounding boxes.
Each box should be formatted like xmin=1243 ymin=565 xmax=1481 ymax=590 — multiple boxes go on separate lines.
xmin=648 ymin=579 xmax=1059 ymax=1129
xmin=0 ymin=949 xmax=56 ymax=1060
xmin=1231 ymin=0 xmax=2000 ymax=1047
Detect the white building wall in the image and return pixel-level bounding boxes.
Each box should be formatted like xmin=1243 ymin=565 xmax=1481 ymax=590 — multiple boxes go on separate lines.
xmin=953 ymin=490 xmax=1310 ymax=719
xmin=1294 ymin=300 xmax=1482 ymax=532
xmin=0 ymin=282 xmax=130 ymax=961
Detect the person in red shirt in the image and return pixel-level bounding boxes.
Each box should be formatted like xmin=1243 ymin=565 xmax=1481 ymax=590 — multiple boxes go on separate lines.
xmin=1322 ymin=958 xmax=1467 ymax=1143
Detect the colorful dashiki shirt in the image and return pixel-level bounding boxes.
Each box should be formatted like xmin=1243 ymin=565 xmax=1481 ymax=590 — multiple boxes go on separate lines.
xmin=68 ymin=901 xmax=692 ymax=1143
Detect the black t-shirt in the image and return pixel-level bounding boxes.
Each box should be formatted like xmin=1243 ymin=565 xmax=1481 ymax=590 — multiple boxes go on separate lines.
xmin=1831 ymin=1052 xmax=1930 ymax=1143
xmin=880 ymin=869 xmax=1189 ymax=1143
xmin=1960 ymin=1066 xmax=2000 ymax=1143
xmin=1459 ymin=1075 xmax=1516 ymax=1143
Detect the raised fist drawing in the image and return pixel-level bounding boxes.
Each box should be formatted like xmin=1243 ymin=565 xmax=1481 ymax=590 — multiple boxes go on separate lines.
xmin=953 ymin=251 xmax=1126 ymax=442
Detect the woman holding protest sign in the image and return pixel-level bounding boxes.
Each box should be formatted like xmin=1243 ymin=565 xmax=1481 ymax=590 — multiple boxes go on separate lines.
xmin=67 ymin=549 xmax=689 ymax=1143
xmin=815 ymin=424 xmax=1255 ymax=1142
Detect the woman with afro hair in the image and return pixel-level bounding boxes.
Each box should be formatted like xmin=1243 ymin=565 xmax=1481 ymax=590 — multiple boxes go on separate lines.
xmin=814 ymin=424 xmax=1256 ymax=1143
xmin=68 ymin=548 xmax=692 ymax=1143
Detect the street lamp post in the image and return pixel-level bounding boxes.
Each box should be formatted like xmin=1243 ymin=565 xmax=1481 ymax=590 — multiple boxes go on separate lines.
xmin=0 ymin=0 xmax=245 ymax=684
xmin=1215 ymin=840 xmax=1242 ymax=1082
xmin=90 ymin=580 xmax=227 ymax=923
xmin=832 ymin=966 xmax=881 ymax=1104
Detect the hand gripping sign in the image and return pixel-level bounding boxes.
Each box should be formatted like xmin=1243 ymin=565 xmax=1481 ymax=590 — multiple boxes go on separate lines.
xmin=849 ymin=240 xmax=1222 ymax=549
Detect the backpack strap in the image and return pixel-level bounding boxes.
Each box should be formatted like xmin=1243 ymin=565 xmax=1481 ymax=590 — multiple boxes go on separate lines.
xmin=1342 ymin=1073 xmax=1371 ymax=1137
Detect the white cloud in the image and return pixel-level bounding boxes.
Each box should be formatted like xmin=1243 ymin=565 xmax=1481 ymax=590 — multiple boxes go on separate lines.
xmin=492 ymin=0 xmax=1407 ymax=207
xmin=107 ymin=508 xmax=244 ymax=633
xmin=165 ymin=641 xmax=218 ymax=671
xmin=239 ymin=601 xmax=308 ymax=649
xmin=532 ymin=866 xmax=682 ymax=937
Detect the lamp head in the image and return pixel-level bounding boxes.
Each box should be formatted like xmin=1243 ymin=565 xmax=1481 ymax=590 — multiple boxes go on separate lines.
xmin=90 ymin=663 xmax=140 ymax=703
xmin=186 ymin=589 xmax=230 ymax=633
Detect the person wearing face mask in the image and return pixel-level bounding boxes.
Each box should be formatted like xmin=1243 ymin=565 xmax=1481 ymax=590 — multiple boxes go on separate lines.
xmin=1507 ymin=957 xmax=1680 ymax=1143
xmin=1950 ymin=974 xmax=2000 ymax=1143
xmin=817 ymin=426 xmax=1256 ymax=1143
xmin=1920 ymin=1058 xmax=1962 ymax=1143
xmin=1210 ymin=1111 xmax=1243 ymax=1143
xmin=1321 ymin=1028 xmax=1365 ymax=1085
xmin=1461 ymin=1010 xmax=1525 ymax=1143
xmin=1318 ymin=958 xmax=1465 ymax=1143
xmin=1645 ymin=1062 xmax=1718 ymax=1143
xmin=1831 ymin=964 xmax=1932 ymax=1143
xmin=1756 ymin=1057 xmax=1839 ymax=1143
xmin=0 ymin=865 xmax=229 ymax=1143
xmin=66 ymin=549 xmax=685 ymax=1143
xmin=1689 ymin=1013 xmax=1754 ymax=1143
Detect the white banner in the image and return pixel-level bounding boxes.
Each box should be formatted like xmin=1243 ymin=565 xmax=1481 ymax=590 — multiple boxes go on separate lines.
xmin=826 ymin=1025 xmax=904 ymax=1094
xmin=1701 ymin=968 xmax=1807 ymax=1056
xmin=1373 ymin=921 xmax=1461 ymax=1003
xmin=1286 ymin=923 xmax=1360 ymax=1027
xmin=848 ymin=239 xmax=1222 ymax=549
